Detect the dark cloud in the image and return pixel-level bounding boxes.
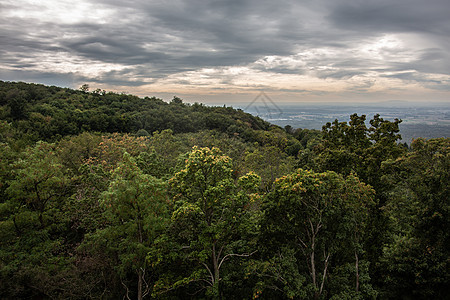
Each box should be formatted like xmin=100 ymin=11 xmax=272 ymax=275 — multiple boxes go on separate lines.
xmin=1 ymin=0 xmax=449 ymax=97
xmin=329 ymin=0 xmax=450 ymax=35
xmin=0 ymin=68 xmax=80 ymax=87
xmin=413 ymin=49 xmax=450 ymax=75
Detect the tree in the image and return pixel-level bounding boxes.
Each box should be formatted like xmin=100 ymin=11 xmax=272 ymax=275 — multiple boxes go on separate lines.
xmin=381 ymin=138 xmax=449 ymax=299
xmin=316 ymin=114 xmax=405 ymax=289
xmin=0 ymin=141 xmax=73 ymax=298
xmin=260 ymin=169 xmax=376 ymax=299
xmin=170 ymin=96 xmax=183 ymax=105
xmin=317 ymin=113 xmax=403 ymax=180
xmin=151 ymin=147 xmax=261 ymax=298
xmin=79 ymin=84 xmax=90 ymax=92
xmin=5 ymin=88 xmax=30 ymax=121
xmin=244 ymin=145 xmax=295 ymax=191
xmin=81 ymin=153 xmax=168 ymax=300
xmin=87 ymin=133 xmax=150 ymax=172
xmin=57 ymin=132 xmax=102 ymax=175
xmin=5 ymin=141 xmax=71 ymax=230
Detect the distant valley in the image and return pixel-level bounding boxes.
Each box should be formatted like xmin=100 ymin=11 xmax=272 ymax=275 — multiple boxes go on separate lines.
xmin=240 ymin=102 xmax=450 ymax=144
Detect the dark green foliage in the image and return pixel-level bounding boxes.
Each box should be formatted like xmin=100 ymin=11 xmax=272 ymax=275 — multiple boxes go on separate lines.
xmin=0 ymin=81 xmax=448 ymax=299
xmin=316 ymin=113 xmax=406 ymax=290
xmin=5 ymin=89 xmax=28 ymax=120
xmin=80 ymin=153 xmax=168 ymax=300
xmin=0 ymin=81 xmax=273 ymax=145
xmin=259 ymin=169 xmax=376 ymax=299
xmin=150 ymin=147 xmax=261 ymax=298
xmin=380 ymin=138 xmax=449 ymax=299
xmin=0 ymin=142 xmax=76 ymax=299
xmin=317 ymin=113 xmax=404 ymax=181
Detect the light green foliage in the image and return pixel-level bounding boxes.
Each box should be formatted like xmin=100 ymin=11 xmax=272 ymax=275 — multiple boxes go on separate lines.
xmin=136 ymin=129 xmax=185 ymax=178
xmin=244 ymin=145 xmax=296 ymax=191
xmin=81 ymin=153 xmax=168 ymax=300
xmin=260 ymin=169 xmax=375 ymax=299
xmin=152 ymin=147 xmax=261 ymax=298
xmin=0 ymin=141 xmax=74 ymax=298
xmin=169 ymin=147 xmax=234 ymax=215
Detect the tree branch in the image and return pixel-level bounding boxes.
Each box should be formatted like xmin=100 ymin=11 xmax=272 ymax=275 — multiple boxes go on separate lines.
xmin=121 ymin=280 xmax=131 ymax=300
xmin=218 ymin=250 xmax=257 ymax=270
xmin=319 ymin=251 xmax=331 ymax=295
xmin=141 ymin=267 xmax=151 ymax=299
xmin=217 ymin=245 xmax=225 ymax=263
xmin=297 ymin=235 xmax=308 ymax=250
xmin=201 ymin=262 xmax=214 ymax=286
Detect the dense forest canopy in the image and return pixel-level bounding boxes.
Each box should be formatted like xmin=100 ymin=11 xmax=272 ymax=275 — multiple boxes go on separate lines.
xmin=0 ymin=81 xmax=448 ymax=299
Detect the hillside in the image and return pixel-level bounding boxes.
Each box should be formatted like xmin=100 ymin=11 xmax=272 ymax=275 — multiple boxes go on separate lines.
xmin=0 ymin=81 xmax=448 ymax=299
xmin=0 ymin=81 xmax=277 ymax=142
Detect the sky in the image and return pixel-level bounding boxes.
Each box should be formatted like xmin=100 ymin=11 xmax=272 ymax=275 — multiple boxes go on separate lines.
xmin=1 ymin=0 xmax=449 ymax=104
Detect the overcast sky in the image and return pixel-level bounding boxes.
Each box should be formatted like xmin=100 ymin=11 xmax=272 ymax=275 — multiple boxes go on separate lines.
xmin=1 ymin=0 xmax=449 ymax=104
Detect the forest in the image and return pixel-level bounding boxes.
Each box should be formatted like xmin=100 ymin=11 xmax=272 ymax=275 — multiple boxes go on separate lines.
xmin=0 ymin=81 xmax=448 ymax=299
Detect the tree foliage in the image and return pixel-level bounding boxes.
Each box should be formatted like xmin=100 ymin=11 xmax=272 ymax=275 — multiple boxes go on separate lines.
xmin=81 ymin=153 xmax=168 ymax=300
xmin=381 ymin=138 xmax=449 ymax=299
xmin=259 ymin=169 xmax=376 ymax=299
xmin=0 ymin=81 xmax=448 ymax=299
xmin=151 ymin=147 xmax=261 ymax=298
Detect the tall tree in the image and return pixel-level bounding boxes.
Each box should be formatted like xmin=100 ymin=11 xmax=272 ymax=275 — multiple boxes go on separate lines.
xmin=317 ymin=114 xmax=405 ymax=288
xmin=0 ymin=141 xmax=73 ymax=298
xmin=152 ymin=147 xmax=260 ymax=298
xmin=381 ymin=138 xmax=449 ymax=299
xmin=318 ymin=113 xmax=403 ymax=180
xmin=81 ymin=153 xmax=168 ymax=300
xmin=260 ymin=169 xmax=376 ymax=299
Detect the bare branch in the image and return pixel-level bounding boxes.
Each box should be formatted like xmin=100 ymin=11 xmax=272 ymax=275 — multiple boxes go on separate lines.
xmin=141 ymin=267 xmax=151 ymax=298
xmin=217 ymin=245 xmax=225 ymax=263
xmin=319 ymin=251 xmax=331 ymax=295
xmin=297 ymin=235 xmax=308 ymax=250
xmin=218 ymin=250 xmax=257 ymax=270
xmin=201 ymin=262 xmax=214 ymax=286
xmin=121 ymin=280 xmax=131 ymax=300
xmin=308 ymin=218 xmax=315 ymax=239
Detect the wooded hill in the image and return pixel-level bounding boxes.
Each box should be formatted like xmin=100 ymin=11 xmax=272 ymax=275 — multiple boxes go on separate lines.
xmin=0 ymin=81 xmax=448 ymax=299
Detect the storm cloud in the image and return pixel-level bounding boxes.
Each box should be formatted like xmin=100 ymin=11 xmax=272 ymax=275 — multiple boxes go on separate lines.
xmin=1 ymin=0 xmax=449 ymax=102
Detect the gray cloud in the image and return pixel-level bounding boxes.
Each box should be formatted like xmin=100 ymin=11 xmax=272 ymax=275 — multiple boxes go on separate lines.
xmin=0 ymin=0 xmax=449 ymax=98
xmin=329 ymin=0 xmax=450 ymax=35
xmin=0 ymin=68 xmax=80 ymax=87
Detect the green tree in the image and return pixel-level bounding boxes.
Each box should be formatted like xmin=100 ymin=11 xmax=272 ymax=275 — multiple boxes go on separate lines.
xmin=79 ymin=84 xmax=89 ymax=92
xmin=244 ymin=145 xmax=295 ymax=191
xmin=81 ymin=153 xmax=168 ymax=300
xmin=317 ymin=113 xmax=403 ymax=180
xmin=316 ymin=114 xmax=404 ymax=288
xmin=57 ymin=132 xmax=102 ymax=174
xmin=0 ymin=141 xmax=73 ymax=298
xmin=6 ymin=88 xmax=28 ymax=120
xmin=152 ymin=147 xmax=261 ymax=298
xmin=381 ymin=138 xmax=449 ymax=299
xmin=260 ymin=169 xmax=376 ymax=299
